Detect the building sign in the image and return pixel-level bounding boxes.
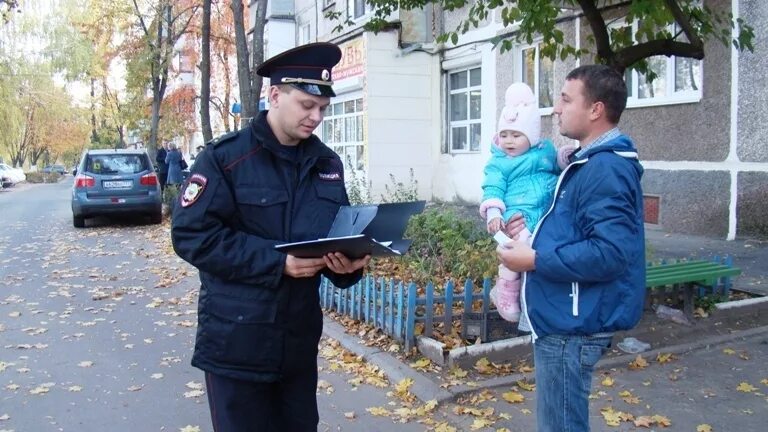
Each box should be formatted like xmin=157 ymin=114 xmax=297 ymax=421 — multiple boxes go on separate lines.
xmin=334 ymin=37 xmax=365 ymax=80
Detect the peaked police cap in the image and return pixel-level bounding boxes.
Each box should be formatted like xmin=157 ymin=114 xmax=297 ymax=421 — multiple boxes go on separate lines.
xmin=256 ymin=42 xmax=342 ymax=97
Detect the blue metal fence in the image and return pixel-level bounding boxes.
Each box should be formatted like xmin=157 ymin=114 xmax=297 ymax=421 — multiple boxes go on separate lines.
xmin=319 ymin=275 xmax=495 ymax=350
xmin=321 ymin=255 xmax=736 ymax=350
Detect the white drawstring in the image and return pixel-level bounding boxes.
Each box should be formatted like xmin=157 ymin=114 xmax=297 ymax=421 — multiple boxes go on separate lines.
xmin=570 ymin=282 xmax=580 ymax=316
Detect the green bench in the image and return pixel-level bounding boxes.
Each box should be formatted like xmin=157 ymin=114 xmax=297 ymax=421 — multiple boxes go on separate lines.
xmin=646 ymin=259 xmax=741 ymax=318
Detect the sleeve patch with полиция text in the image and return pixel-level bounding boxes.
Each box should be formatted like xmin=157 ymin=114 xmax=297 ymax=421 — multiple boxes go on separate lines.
xmin=180 ymin=174 xmax=208 ymax=207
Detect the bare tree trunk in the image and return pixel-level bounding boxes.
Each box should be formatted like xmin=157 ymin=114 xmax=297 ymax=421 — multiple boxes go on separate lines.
xmin=248 ymin=0 xmax=268 ymax=117
xmin=116 ymin=125 xmax=125 ymax=148
xmin=230 ymin=0 xmax=251 ymax=128
xmin=147 ymin=2 xmax=172 ymax=159
xmin=231 ymin=0 xmax=267 ymax=128
xmin=220 ymin=50 xmax=232 ymax=132
xmin=200 ymin=0 xmax=213 ymax=142
xmin=12 ymin=110 xmax=32 ymax=167
xmin=90 ymin=77 xmax=98 ymax=144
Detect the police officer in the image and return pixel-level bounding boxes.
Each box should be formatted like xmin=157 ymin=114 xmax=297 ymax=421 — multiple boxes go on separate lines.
xmin=171 ymin=42 xmax=370 ymax=431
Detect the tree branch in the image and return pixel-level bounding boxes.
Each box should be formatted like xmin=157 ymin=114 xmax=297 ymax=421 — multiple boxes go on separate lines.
xmin=576 ymin=0 xmax=615 ymax=66
xmin=615 ymin=39 xmax=704 ymax=70
xmin=131 ymin=0 xmax=151 ymax=40
xmin=663 ymin=0 xmax=703 ymax=48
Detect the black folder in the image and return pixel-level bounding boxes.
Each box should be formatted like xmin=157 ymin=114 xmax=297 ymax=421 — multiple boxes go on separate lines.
xmin=274 ymin=201 xmax=426 ymax=259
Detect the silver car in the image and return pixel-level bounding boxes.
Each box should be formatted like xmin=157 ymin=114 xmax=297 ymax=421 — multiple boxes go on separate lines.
xmin=71 ymin=149 xmax=163 ymax=228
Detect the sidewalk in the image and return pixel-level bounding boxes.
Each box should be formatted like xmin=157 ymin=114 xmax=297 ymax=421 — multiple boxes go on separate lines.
xmin=319 ymin=230 xmax=768 ymax=430
xmin=322 ymin=321 xmax=768 ymax=431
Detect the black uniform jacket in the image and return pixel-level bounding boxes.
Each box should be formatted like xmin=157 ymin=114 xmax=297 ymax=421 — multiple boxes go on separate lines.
xmin=171 ymin=111 xmax=363 ymax=382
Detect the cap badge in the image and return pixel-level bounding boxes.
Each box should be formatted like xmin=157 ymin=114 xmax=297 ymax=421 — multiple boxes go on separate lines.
xmin=321 ymin=69 xmax=330 ymax=81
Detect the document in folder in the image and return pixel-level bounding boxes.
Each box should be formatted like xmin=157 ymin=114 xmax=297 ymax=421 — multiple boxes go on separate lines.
xmin=274 ymin=201 xmax=426 ymax=259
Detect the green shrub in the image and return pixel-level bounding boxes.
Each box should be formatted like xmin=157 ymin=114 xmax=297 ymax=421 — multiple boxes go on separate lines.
xmin=162 ymin=186 xmax=180 ymax=217
xmin=398 ymin=206 xmax=497 ymax=285
xmin=25 ymin=172 xmax=61 ymax=183
xmin=345 ymin=156 xmax=372 ymax=205
xmin=380 ymin=169 xmax=418 ymax=203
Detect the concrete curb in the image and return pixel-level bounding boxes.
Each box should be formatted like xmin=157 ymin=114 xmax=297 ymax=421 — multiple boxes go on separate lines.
xmin=323 ymin=316 xmax=768 ymax=405
xmin=322 ymin=317 xmax=454 ymax=403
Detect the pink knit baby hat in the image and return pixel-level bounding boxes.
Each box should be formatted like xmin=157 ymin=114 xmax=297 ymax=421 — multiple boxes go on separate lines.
xmin=497 ymin=82 xmax=540 ymax=145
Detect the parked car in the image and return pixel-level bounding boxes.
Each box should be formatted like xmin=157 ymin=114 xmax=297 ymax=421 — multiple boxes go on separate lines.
xmin=43 ymin=164 xmax=67 ymax=175
xmin=0 ymin=163 xmax=25 ymax=184
xmin=71 ymin=149 xmax=162 ymax=228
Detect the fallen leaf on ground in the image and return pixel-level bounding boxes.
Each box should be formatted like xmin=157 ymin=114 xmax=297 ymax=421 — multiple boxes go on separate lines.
xmin=736 ymin=382 xmax=757 ymax=392
xmin=366 ymin=406 xmax=390 ymax=416
xmin=697 ymin=424 xmax=713 ymax=432
xmin=343 ymin=411 xmax=355 ymax=419
xmin=410 ymin=357 xmax=431 ymax=371
xmin=501 ymin=391 xmax=525 ymax=403
xmin=656 ymin=352 xmax=675 ymax=363
xmin=469 ymin=418 xmax=494 ymax=430
xmin=516 ymin=380 xmax=535 ymax=391
xmin=629 ymin=355 xmax=649 ymax=370
xmin=601 ymin=376 xmax=615 ymax=387
xmin=634 ymin=416 xmax=654 ymax=427
xmin=652 ymin=415 xmax=671 ymax=427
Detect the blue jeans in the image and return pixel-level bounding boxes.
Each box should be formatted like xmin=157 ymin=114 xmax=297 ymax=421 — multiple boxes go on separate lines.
xmin=533 ymin=334 xmax=612 ymax=432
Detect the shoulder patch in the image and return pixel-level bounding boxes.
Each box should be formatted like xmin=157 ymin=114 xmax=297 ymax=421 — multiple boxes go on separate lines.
xmin=180 ymin=174 xmax=208 ymax=207
xmin=207 ymin=131 xmax=238 ymax=147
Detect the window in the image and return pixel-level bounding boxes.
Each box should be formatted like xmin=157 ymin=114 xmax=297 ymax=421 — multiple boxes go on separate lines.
xmin=86 ymin=154 xmax=150 ymax=175
xmin=446 ymin=66 xmax=482 ymax=153
xmin=178 ymin=50 xmax=194 ymax=73
xmin=347 ymin=0 xmax=370 ymax=20
xmin=518 ymin=44 xmax=555 ymax=109
xmin=322 ymin=97 xmax=366 ymax=171
xmin=323 ymin=0 xmax=335 ymax=8
xmin=299 ymin=23 xmax=310 ymax=45
xmin=610 ymin=20 xmax=702 ymax=105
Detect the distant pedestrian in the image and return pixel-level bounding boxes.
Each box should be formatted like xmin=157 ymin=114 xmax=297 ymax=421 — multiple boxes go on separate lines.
xmin=156 ymin=142 xmax=169 ymax=192
xmin=164 ymin=143 xmax=183 ymax=188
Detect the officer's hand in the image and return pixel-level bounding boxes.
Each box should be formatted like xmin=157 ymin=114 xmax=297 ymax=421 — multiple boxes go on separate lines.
xmin=496 ymin=241 xmax=536 ymax=272
xmin=487 ymin=217 xmax=503 ymax=235
xmin=504 ymin=213 xmax=526 ymax=240
xmin=324 ymin=252 xmax=371 ymax=274
xmin=284 ymin=255 xmax=326 ymax=278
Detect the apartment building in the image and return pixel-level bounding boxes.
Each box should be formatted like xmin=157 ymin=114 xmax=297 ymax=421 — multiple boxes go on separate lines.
xmin=254 ymin=0 xmax=768 ymax=239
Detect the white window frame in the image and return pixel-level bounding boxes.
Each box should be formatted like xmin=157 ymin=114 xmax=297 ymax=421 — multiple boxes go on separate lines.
xmin=445 ymin=65 xmax=483 ymax=154
xmin=347 ymin=0 xmax=372 ymax=21
xmin=514 ymin=42 xmax=555 ymax=115
xmin=299 ymin=23 xmax=311 ymax=45
xmin=609 ymin=19 xmax=703 ymax=108
xmin=319 ymin=93 xmax=366 ymax=173
xmin=323 ymin=0 xmax=335 ymax=8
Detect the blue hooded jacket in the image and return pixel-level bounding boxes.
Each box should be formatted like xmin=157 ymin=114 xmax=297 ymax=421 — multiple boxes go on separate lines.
xmin=523 ymin=133 xmax=646 ymax=340
xmin=480 ymin=139 xmax=559 ymax=230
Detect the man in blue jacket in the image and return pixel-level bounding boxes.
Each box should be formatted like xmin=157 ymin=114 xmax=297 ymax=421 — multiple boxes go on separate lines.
xmin=171 ymin=43 xmax=370 ymax=431
xmin=498 ymin=64 xmax=645 ymax=432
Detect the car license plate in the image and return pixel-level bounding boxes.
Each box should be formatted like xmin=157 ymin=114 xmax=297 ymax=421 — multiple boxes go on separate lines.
xmin=103 ymin=180 xmax=132 ymax=189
